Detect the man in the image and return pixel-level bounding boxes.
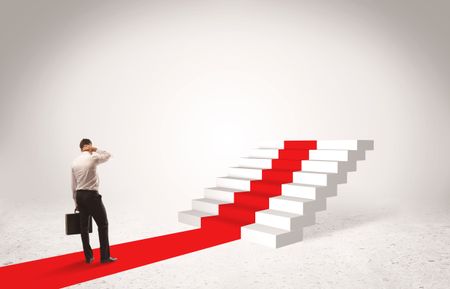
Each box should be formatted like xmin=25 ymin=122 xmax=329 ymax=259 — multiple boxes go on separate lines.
xmin=71 ymin=138 xmax=117 ymax=264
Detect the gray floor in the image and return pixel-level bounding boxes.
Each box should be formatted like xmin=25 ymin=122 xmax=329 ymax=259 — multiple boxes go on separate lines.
xmin=1 ymin=201 xmax=449 ymax=289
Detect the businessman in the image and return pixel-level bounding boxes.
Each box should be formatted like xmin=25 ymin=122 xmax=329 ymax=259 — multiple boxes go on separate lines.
xmin=71 ymin=138 xmax=117 ymax=264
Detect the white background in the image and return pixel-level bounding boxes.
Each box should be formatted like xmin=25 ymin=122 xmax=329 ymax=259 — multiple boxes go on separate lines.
xmin=0 ymin=1 xmax=449 ymax=288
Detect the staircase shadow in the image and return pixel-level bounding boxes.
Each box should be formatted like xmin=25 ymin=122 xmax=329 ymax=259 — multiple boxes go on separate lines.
xmin=304 ymin=206 xmax=397 ymax=240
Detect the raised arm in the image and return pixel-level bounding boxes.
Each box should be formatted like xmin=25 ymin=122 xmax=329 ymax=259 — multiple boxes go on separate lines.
xmin=92 ymin=149 xmax=111 ymax=164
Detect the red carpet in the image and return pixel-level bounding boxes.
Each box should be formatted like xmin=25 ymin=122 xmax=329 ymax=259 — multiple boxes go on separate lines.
xmin=0 ymin=141 xmax=316 ymax=288
xmin=0 ymin=226 xmax=241 ymax=289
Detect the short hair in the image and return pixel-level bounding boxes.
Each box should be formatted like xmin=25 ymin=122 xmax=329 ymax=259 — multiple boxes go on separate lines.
xmin=79 ymin=138 xmax=92 ymax=149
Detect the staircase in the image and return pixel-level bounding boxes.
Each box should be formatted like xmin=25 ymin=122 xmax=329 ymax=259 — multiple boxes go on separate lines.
xmin=178 ymin=140 xmax=373 ymax=248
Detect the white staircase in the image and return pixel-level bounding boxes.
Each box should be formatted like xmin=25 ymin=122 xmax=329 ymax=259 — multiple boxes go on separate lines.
xmin=179 ymin=140 xmax=373 ymax=248
xmin=241 ymin=140 xmax=373 ymax=248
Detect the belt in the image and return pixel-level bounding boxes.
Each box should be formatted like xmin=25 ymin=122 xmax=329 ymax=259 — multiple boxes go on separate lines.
xmin=76 ymin=189 xmax=98 ymax=193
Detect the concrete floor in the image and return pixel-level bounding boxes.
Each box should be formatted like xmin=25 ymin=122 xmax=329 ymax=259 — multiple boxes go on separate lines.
xmin=1 ymin=201 xmax=449 ymax=289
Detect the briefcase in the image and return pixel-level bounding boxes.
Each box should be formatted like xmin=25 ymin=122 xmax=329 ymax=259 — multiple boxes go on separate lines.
xmin=65 ymin=209 xmax=93 ymax=235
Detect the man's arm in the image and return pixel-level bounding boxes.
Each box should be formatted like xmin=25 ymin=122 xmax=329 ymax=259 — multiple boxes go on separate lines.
xmin=71 ymin=169 xmax=77 ymax=207
xmin=92 ymin=149 xmax=111 ymax=164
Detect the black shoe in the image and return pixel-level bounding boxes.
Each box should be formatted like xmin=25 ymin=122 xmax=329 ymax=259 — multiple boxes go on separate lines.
xmin=85 ymin=257 xmax=94 ymax=264
xmin=101 ymin=257 xmax=118 ymax=264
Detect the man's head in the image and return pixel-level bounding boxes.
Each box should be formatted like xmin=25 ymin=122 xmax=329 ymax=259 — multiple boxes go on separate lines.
xmin=79 ymin=138 xmax=92 ymax=152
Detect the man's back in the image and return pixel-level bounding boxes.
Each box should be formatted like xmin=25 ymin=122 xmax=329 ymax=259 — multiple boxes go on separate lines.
xmin=72 ymin=150 xmax=111 ymax=194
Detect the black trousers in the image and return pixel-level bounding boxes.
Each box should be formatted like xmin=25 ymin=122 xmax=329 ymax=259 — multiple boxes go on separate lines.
xmin=76 ymin=189 xmax=110 ymax=261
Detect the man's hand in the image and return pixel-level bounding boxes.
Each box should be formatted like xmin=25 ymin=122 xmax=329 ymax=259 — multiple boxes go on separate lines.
xmin=90 ymin=146 xmax=97 ymax=153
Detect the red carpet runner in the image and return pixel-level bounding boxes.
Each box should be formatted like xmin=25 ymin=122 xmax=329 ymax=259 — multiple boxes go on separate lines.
xmin=0 ymin=141 xmax=316 ymax=288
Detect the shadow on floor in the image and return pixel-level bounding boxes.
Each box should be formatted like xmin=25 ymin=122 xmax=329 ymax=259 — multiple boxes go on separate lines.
xmin=304 ymin=205 xmax=398 ymax=240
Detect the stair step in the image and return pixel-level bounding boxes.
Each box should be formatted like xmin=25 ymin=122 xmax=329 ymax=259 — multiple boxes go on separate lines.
xmin=301 ymin=160 xmax=340 ymax=173
xmin=192 ymin=198 xmax=231 ymax=214
xmin=234 ymin=192 xmax=270 ymax=209
xmin=178 ymin=210 xmax=214 ymax=227
xmin=316 ymin=140 xmax=374 ymax=151
xmin=278 ymin=149 xmax=310 ymax=160
xmin=250 ymin=180 xmax=283 ymax=195
xmin=258 ymin=140 xmax=374 ymax=151
xmin=269 ymin=195 xmax=326 ymax=214
xmin=282 ymin=183 xmax=336 ymax=199
xmin=228 ymin=167 xmax=263 ymax=179
xmin=255 ymin=209 xmax=315 ymax=231
xmin=292 ymin=171 xmax=346 ymax=186
xmin=201 ymin=216 xmax=243 ymax=233
xmin=238 ymin=157 xmax=273 ymax=169
xmin=272 ymin=159 xmax=302 ymax=170
xmin=241 ymin=223 xmax=303 ymax=248
xmin=216 ymin=176 xmax=253 ymax=191
xmin=219 ymin=204 xmax=260 ymax=224
xmin=248 ymin=148 xmax=279 ymax=159
xmin=262 ymin=169 xmax=293 ymax=182
xmin=204 ymin=187 xmax=239 ymax=202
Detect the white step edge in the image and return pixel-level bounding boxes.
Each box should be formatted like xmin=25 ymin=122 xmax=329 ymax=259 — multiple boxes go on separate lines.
xmin=255 ymin=209 xmax=316 ymax=231
xmin=301 ymin=160 xmax=340 ymax=173
xmin=292 ymin=171 xmax=347 ymax=186
xmin=178 ymin=210 xmax=214 ymax=227
xmin=269 ymin=195 xmax=327 ymax=214
xmin=257 ymin=140 xmax=374 ymax=151
xmin=248 ymin=148 xmax=279 ymax=159
xmin=282 ymin=183 xmax=337 ymax=199
xmin=241 ymin=223 xmax=303 ymax=248
xmin=258 ymin=140 xmax=285 ymax=149
xmin=238 ymin=157 xmax=273 ymax=169
xmin=192 ymin=198 xmax=231 ymax=214
xmin=317 ymin=140 xmax=374 ymax=151
xmin=228 ymin=167 xmax=263 ymax=179
xmin=216 ymin=176 xmax=253 ymax=191
xmin=204 ymin=187 xmax=238 ymax=202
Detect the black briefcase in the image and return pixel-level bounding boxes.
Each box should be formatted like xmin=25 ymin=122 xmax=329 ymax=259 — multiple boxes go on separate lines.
xmin=65 ymin=209 xmax=93 ymax=235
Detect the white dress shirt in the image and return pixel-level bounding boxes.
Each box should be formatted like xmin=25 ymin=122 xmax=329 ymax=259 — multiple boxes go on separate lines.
xmin=71 ymin=150 xmax=111 ymax=203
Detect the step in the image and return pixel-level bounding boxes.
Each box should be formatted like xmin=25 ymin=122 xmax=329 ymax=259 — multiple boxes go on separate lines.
xmin=309 ymin=150 xmax=350 ymax=161
xmin=282 ymin=183 xmax=337 ymax=199
xmin=218 ymin=204 xmax=259 ymax=224
xmin=241 ymin=223 xmax=303 ymax=248
xmin=309 ymin=149 xmax=366 ymax=162
xmin=216 ymin=176 xmax=253 ymax=191
xmin=238 ymin=157 xmax=273 ymax=169
xmin=269 ymin=195 xmax=326 ymax=214
xmin=250 ymin=180 xmax=283 ymax=195
xmin=258 ymin=140 xmax=284 ymax=149
xmin=272 ymin=159 xmax=302 ymax=170
xmin=316 ymin=140 xmax=374 ymax=151
xmin=258 ymin=140 xmax=374 ymax=151
xmin=200 ymin=216 xmax=242 ymax=235
xmin=192 ymin=198 xmax=230 ymax=214
xmin=284 ymin=141 xmax=317 ymax=150
xmin=234 ymin=192 xmax=270 ymax=209
xmin=262 ymin=169 xmax=293 ymax=182
xmin=278 ymin=149 xmax=310 ymax=160
xmin=255 ymin=209 xmax=315 ymax=231
xmin=178 ymin=210 xmax=214 ymax=227
xmin=204 ymin=187 xmax=239 ymax=202
xmin=248 ymin=148 xmax=279 ymax=159
xmin=228 ymin=167 xmax=263 ymax=179
xmin=292 ymin=171 xmax=346 ymax=186
xmin=301 ymin=160 xmax=340 ymax=173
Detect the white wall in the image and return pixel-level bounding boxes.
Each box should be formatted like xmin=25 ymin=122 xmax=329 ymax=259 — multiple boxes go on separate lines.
xmin=0 ymin=0 xmax=449 ymax=222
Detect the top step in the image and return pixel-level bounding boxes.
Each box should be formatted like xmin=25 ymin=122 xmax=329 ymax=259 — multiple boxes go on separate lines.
xmin=259 ymin=140 xmax=374 ymax=151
